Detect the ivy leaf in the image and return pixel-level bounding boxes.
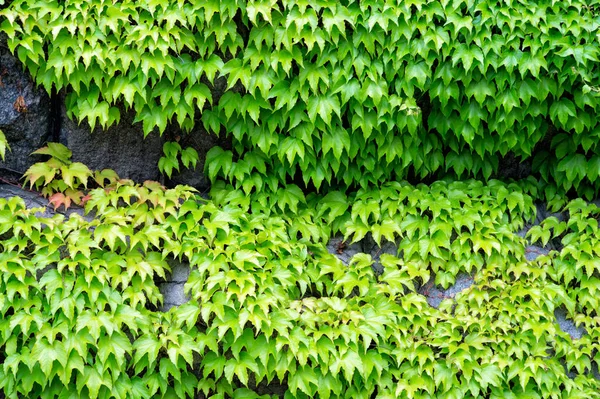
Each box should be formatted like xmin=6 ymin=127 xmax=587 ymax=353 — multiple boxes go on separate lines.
xmin=0 ymin=129 xmax=9 ymax=161
xmin=61 ymin=162 xmax=92 ymax=189
xmin=180 ymin=147 xmax=199 ymax=169
xmin=223 ymin=352 xmax=258 ymax=386
xmin=277 ymin=185 xmax=305 ymax=213
xmin=133 ymin=335 xmax=161 ymax=369
xmin=48 ymin=192 xmax=72 ymax=210
xmin=307 ymin=95 xmax=341 ymax=124
xmin=205 ymin=147 xmax=233 ymax=182
xmin=289 ymin=366 xmax=319 ymax=396
xmin=475 ymin=364 xmax=503 ymax=390
xmin=32 ymin=142 xmax=72 ymax=164
xmin=79 ymin=365 xmax=107 ymax=399
xmin=318 ymin=191 xmax=348 ymax=220
xmin=158 ymin=156 xmax=180 ymax=178
xmin=94 ymin=224 xmax=128 ymax=249
xmin=23 ymin=162 xmax=56 ymax=188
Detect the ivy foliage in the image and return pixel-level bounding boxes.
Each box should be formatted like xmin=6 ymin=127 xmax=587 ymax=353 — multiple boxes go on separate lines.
xmin=22 ymin=143 xmax=119 ymax=210
xmin=0 ymin=129 xmax=8 ymax=161
xmin=3 ymin=0 xmax=600 ymax=396
xmin=1 ymin=169 xmax=600 ymax=398
xmin=158 ymin=141 xmax=200 ymax=178
xmin=3 ymin=0 xmax=600 ymax=194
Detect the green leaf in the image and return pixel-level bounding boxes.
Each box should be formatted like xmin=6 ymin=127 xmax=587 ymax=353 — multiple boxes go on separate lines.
xmin=23 ymin=162 xmax=56 ymax=188
xmin=79 ymin=365 xmax=108 ymax=399
xmin=61 ymin=162 xmax=92 ymax=189
xmin=158 ymin=156 xmax=180 ymax=178
xmin=318 ymin=191 xmax=348 ymax=220
xmin=307 ymin=95 xmax=340 ymax=124
xmin=181 ymin=147 xmax=199 ymax=169
xmin=289 ymin=365 xmax=319 ymax=396
xmin=205 ymin=147 xmax=233 ymax=182
xmin=0 ymin=129 xmax=9 ymax=161
xmin=32 ymin=142 xmax=72 ymax=164
xmin=475 ymin=364 xmax=503 ymax=390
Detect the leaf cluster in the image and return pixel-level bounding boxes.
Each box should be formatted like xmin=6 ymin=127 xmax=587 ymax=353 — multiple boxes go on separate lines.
xmin=2 ymin=167 xmax=600 ymax=397
xmin=3 ymin=0 xmax=600 ymax=193
xmin=22 ymin=143 xmax=120 ymax=210
xmin=158 ymin=141 xmax=199 ymax=178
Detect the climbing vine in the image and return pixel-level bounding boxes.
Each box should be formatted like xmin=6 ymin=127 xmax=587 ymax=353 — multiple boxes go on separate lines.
xmin=3 ymin=0 xmax=600 ymax=195
xmin=0 ymin=154 xmax=598 ymax=397
xmin=2 ymin=0 xmax=600 ymax=397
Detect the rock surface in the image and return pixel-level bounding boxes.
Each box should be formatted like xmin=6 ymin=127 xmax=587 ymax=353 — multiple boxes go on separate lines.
xmin=525 ymin=245 xmax=551 ymax=261
xmin=0 ymin=35 xmax=229 ymax=191
xmin=555 ymin=307 xmax=586 ymax=340
xmin=418 ymin=273 xmax=475 ymax=309
xmin=59 ymin=100 xmax=165 ymax=183
xmin=326 ymin=236 xmax=364 ymax=265
xmin=0 ymin=34 xmax=52 ymax=176
xmin=165 ymin=129 xmax=230 ymax=194
xmin=159 ymin=260 xmax=191 ymax=311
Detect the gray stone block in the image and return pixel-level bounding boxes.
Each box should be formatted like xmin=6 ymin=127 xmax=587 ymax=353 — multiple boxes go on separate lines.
xmin=166 ymin=259 xmax=190 ymax=283
xmin=59 ymin=99 xmax=164 ymax=183
xmin=555 ymin=307 xmax=586 ymax=340
xmin=159 ymin=282 xmax=190 ymax=311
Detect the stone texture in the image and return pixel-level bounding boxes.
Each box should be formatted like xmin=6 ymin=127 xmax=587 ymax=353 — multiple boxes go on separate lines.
xmin=0 ymin=33 xmax=231 ymax=191
xmin=157 ymin=259 xmax=192 ymax=311
xmin=326 ymin=236 xmax=363 ymax=265
xmin=370 ymin=239 xmax=398 ymax=276
xmin=517 ymin=203 xmax=567 ymax=251
xmin=419 ymin=273 xmax=475 ymax=309
xmin=525 ymin=245 xmax=550 ymax=261
xmin=58 ymin=97 xmax=231 ymax=191
xmin=59 ymin=99 xmax=164 ymax=183
xmin=167 ymin=259 xmax=191 ymax=283
xmin=555 ymin=307 xmax=586 ymax=340
xmin=497 ymin=152 xmax=532 ymax=180
xmin=0 ymin=33 xmax=52 ymax=176
xmin=534 ymin=202 xmax=567 ymax=225
xmin=159 ymin=283 xmax=190 ymax=312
